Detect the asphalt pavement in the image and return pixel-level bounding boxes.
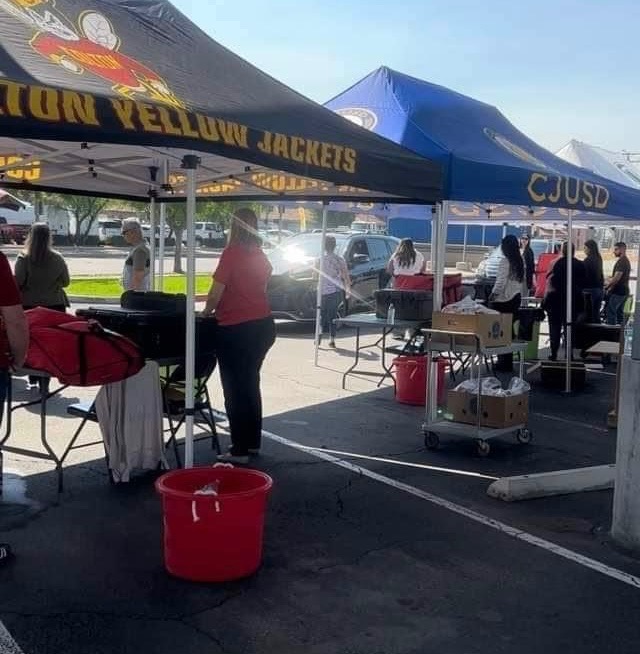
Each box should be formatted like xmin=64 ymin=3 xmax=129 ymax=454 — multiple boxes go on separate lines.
xmin=0 ymin=317 xmax=638 ymax=653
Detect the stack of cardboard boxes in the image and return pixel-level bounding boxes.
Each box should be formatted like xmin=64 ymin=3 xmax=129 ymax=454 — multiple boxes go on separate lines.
xmin=431 ymin=310 xmax=530 ymax=429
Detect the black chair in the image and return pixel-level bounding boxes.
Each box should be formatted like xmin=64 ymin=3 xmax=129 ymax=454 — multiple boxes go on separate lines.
xmin=65 ymin=353 xmax=221 ymax=484
xmin=159 ymin=351 xmax=221 ymax=467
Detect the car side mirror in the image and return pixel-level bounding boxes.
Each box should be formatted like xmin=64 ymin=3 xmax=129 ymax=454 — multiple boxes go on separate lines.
xmin=351 ymin=253 xmax=370 ymax=265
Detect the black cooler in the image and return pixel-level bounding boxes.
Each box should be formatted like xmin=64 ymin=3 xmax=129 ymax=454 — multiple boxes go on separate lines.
xmin=77 ymin=292 xmax=217 ymax=359
xmin=374 ymin=289 xmax=433 ymax=321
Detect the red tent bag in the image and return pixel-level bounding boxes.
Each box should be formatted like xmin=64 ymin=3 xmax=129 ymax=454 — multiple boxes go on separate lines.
xmin=25 ymin=307 xmax=144 ymax=386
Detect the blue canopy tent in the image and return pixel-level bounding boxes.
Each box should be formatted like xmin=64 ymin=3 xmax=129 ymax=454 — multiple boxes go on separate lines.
xmin=326 ymin=66 xmax=640 ymax=392
xmin=326 ymin=67 xmax=640 ymax=219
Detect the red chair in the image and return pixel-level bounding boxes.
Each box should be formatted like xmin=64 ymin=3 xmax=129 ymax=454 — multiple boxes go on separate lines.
xmin=534 ymin=253 xmax=559 ymax=298
xmin=394 ymin=273 xmax=463 ymax=305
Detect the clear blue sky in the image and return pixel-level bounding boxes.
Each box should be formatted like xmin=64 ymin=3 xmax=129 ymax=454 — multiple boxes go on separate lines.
xmin=173 ymin=0 xmax=638 ymax=154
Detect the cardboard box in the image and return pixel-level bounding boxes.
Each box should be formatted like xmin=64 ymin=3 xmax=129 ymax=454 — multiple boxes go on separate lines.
xmin=446 ymin=389 xmax=529 ymax=429
xmin=431 ymin=312 xmax=512 ymax=348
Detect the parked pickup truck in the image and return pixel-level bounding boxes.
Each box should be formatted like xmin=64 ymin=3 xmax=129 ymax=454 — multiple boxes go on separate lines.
xmin=0 ymin=216 xmax=29 ymax=244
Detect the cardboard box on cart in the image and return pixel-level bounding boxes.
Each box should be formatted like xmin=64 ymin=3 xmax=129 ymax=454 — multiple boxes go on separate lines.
xmin=446 ymin=389 xmax=529 ymax=429
xmin=431 ymin=312 xmax=512 ymax=348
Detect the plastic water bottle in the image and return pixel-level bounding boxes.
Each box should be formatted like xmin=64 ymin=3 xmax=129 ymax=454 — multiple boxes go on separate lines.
xmin=624 ymin=316 xmax=634 ymax=356
xmin=388 ymin=303 xmax=396 ymax=326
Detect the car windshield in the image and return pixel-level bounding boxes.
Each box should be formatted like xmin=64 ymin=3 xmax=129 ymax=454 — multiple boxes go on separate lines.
xmin=267 ymin=233 xmax=347 ymax=267
xmin=99 ymin=221 xmax=121 ymax=229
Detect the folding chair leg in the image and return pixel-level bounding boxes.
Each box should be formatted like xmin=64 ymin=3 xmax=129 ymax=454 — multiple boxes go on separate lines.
xmin=167 ymin=413 xmax=182 ymax=468
xmin=163 ymin=396 xmax=183 ymax=467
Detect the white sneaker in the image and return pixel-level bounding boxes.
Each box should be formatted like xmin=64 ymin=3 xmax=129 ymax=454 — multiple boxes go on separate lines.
xmin=217 ymin=453 xmax=249 ymax=465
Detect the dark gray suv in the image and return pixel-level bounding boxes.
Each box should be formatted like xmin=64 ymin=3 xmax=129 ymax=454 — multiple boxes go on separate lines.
xmin=267 ymin=232 xmax=399 ymax=321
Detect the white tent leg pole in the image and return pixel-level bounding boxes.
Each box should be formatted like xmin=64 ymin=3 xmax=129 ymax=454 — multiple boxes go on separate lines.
xmin=183 ymin=154 xmax=199 ymax=468
xmin=427 ymin=204 xmax=439 ymax=423
xmin=552 ymin=223 xmax=557 ymax=252
xmin=434 ymin=201 xmax=447 ymax=311
xmin=158 ymin=160 xmax=169 ymax=291
xmin=429 ymin=205 xmax=438 ymax=272
xmin=149 ymin=195 xmax=156 ymax=290
xmin=481 ymin=225 xmax=486 ymax=247
xmin=565 ymin=210 xmax=574 ymax=393
xmin=462 ymin=224 xmax=468 ymax=263
xmin=502 ymin=222 xmax=508 ymax=239
xmin=314 ymin=203 xmax=329 ymax=366
xmin=440 ymin=202 xmax=449 ymax=299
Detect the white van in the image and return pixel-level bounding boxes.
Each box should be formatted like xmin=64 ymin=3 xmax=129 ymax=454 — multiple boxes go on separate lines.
xmin=97 ymin=218 xmax=122 ymax=244
xmin=182 ymin=222 xmax=224 ymax=246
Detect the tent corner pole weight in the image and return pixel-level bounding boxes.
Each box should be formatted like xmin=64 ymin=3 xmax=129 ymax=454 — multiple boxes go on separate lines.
xmin=314 ymin=202 xmax=330 ymax=366
xmin=565 ymin=210 xmax=574 ymax=394
xmin=183 ymin=154 xmax=200 ymax=468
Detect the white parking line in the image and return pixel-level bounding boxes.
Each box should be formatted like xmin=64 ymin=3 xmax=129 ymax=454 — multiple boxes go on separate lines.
xmin=262 ymin=428 xmax=640 ymax=590
xmin=0 ymin=623 xmax=23 ymax=654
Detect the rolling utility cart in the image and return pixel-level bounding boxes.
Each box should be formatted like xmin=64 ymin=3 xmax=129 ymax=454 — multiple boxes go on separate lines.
xmin=420 ymin=328 xmax=531 ymax=456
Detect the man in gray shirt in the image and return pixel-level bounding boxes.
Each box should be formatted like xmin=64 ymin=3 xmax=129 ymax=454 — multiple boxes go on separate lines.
xmin=121 ymin=218 xmax=150 ymax=292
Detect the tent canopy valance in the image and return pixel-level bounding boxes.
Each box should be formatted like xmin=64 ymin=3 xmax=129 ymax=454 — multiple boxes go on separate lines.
xmin=326 ymin=67 xmax=640 ymax=220
xmin=0 ymin=0 xmax=442 ymax=203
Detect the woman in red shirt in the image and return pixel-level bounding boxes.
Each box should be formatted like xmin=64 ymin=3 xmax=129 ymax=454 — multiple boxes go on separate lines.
xmin=202 ymin=208 xmax=275 ymax=464
xmin=0 ymin=251 xmax=28 ymax=565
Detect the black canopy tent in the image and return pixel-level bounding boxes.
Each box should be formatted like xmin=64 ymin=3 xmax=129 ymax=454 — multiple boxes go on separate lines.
xmin=0 ymin=0 xmax=441 ymax=202
xmin=0 ymin=0 xmax=444 ymax=466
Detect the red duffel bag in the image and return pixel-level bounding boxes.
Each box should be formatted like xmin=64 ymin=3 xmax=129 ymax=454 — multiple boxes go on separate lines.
xmin=25 ymin=307 xmax=144 ymax=386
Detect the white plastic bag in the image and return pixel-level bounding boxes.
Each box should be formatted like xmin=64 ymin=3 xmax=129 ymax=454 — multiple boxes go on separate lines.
xmin=442 ymin=295 xmax=499 ymax=315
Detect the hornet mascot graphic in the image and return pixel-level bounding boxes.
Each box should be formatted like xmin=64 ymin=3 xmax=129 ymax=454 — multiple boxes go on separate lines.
xmin=0 ymin=0 xmax=184 ymax=108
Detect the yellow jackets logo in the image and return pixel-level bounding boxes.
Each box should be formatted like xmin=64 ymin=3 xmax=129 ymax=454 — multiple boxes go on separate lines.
xmin=527 ymin=173 xmax=610 ymax=210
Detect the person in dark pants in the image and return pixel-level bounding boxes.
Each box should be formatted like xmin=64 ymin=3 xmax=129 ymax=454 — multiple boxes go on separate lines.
xmin=490 ymin=235 xmax=525 ymax=372
xmin=543 ymin=242 xmax=586 ymax=361
xmin=318 ymin=235 xmax=350 ymax=348
xmin=202 ymin=208 xmax=275 ymax=464
xmin=14 ymin=222 xmax=69 ymax=388
xmin=605 ymin=241 xmax=631 ymax=325
xmin=0 ymin=250 xmax=29 ymax=565
xmin=582 ymin=239 xmax=604 ymax=323
xmin=520 ymin=234 xmax=535 ymax=296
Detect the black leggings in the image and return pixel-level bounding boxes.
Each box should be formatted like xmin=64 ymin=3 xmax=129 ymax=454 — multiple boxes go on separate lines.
xmin=216 ymin=317 xmax=276 ymax=455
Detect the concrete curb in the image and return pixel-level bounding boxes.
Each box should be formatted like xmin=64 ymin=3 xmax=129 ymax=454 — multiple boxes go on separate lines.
xmin=68 ymin=294 xmax=208 ymax=304
xmin=487 ymin=464 xmax=615 ymax=502
xmin=68 ymin=296 xmax=119 ymax=304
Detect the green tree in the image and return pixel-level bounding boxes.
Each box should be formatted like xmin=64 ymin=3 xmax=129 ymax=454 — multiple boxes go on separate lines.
xmin=197 ymin=201 xmax=263 ymax=228
xmin=47 ymin=194 xmax=110 ymax=245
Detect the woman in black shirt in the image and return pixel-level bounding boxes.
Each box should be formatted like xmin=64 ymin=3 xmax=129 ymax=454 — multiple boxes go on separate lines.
xmin=582 ymin=239 xmax=604 ymax=323
xmin=520 ymin=235 xmax=535 ymax=295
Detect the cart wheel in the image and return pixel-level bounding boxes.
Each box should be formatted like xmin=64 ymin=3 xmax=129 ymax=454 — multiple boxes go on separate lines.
xmin=517 ymin=428 xmax=533 ymax=444
xmin=476 ymin=440 xmax=491 ymax=457
xmin=424 ymin=431 xmax=440 ymax=450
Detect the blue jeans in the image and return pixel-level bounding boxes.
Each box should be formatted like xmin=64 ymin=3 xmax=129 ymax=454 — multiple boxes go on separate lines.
xmin=321 ymin=292 xmax=341 ymax=340
xmin=606 ymin=294 xmax=626 ymax=325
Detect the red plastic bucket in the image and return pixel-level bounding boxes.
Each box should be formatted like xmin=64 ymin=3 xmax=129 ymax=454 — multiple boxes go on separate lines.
xmin=393 ymin=355 xmax=446 ymax=406
xmin=155 ymin=466 xmax=273 ymax=582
